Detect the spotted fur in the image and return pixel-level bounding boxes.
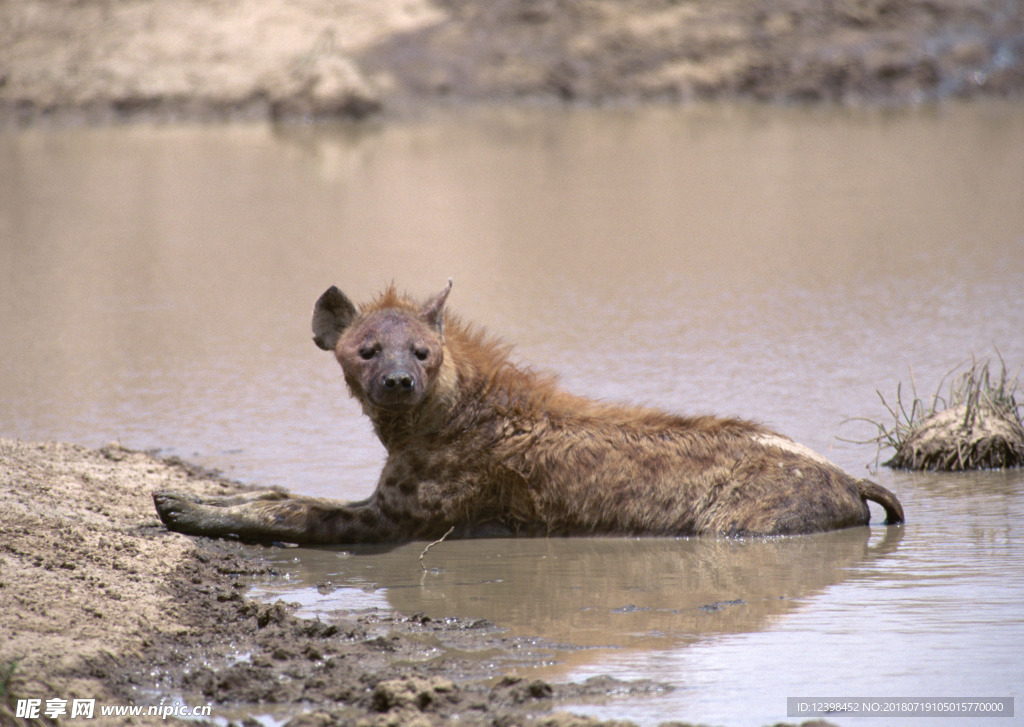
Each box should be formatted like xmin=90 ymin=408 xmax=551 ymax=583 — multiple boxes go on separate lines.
xmin=154 ymin=281 xmax=904 ymax=543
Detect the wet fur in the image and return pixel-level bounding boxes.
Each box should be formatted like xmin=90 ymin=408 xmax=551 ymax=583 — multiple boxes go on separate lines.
xmin=154 ymin=282 xmax=904 ymax=544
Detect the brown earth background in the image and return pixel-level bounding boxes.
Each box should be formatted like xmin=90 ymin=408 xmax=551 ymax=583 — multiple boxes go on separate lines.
xmin=2 ymin=0 xmax=1023 ymax=124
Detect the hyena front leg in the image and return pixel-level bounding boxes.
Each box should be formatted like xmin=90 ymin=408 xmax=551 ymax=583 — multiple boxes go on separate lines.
xmin=160 ymin=489 xmax=291 ymax=508
xmin=152 ymin=491 xmax=395 ymax=544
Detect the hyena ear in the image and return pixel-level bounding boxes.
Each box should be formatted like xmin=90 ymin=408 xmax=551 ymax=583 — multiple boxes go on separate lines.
xmin=312 ymin=286 xmax=358 ymax=351
xmin=421 ymin=278 xmax=452 ymax=336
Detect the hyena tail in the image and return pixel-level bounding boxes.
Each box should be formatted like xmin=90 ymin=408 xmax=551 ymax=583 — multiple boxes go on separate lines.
xmin=859 ymin=480 xmax=905 ymax=525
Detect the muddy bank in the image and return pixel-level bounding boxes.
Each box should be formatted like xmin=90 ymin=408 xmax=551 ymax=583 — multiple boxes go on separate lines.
xmin=0 ymin=439 xmax=836 ymax=726
xmin=2 ymin=0 xmax=1023 ymax=125
xmin=360 ymin=0 xmax=1024 ymax=109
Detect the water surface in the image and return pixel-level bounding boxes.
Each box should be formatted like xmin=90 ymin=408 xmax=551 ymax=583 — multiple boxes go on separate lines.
xmin=2 ymin=103 xmax=1023 ymax=725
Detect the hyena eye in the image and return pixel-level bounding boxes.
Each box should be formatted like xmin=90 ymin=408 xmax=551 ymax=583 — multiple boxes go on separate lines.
xmin=414 ymin=347 xmax=429 ymax=361
xmin=359 ymin=346 xmax=377 ymax=361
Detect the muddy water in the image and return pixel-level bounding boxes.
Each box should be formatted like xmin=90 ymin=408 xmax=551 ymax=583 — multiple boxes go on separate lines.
xmin=2 ymin=103 xmax=1024 ymax=725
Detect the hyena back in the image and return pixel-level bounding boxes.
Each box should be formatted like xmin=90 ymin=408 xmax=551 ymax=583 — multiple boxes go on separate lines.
xmin=154 ymin=280 xmax=904 ymax=544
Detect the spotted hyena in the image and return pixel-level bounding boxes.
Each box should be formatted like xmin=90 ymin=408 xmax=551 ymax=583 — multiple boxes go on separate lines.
xmin=153 ymin=280 xmax=904 ymax=543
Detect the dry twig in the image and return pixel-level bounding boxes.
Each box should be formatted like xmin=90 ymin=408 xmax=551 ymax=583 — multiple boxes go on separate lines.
xmin=419 ymin=526 xmax=455 ymax=572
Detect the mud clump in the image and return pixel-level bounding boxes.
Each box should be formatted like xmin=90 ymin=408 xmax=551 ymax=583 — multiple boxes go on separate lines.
xmin=864 ymin=356 xmax=1024 ymax=471
xmin=886 ymin=404 xmax=1024 ymax=471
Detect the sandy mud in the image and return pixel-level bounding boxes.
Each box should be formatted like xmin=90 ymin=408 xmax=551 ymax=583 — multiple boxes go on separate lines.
xmin=2 ymin=0 xmax=1023 ymax=124
xmin=0 ymin=439 xmax=839 ymax=726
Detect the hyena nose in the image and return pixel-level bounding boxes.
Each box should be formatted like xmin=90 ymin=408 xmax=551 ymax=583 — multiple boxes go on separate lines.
xmin=383 ymin=371 xmax=415 ymax=391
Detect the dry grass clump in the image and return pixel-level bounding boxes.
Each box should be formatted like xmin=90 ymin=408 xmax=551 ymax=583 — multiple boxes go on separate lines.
xmin=858 ymin=355 xmax=1024 ymax=471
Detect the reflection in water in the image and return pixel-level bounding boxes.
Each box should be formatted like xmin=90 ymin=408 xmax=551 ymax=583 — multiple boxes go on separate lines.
xmin=252 ymin=526 xmax=903 ymax=660
xmin=2 ymin=103 xmax=1024 ymax=725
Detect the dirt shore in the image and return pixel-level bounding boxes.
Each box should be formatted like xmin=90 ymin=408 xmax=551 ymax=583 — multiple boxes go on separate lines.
xmin=0 ymin=439 xmax=838 ymax=726
xmin=2 ymin=0 xmax=1023 ymax=124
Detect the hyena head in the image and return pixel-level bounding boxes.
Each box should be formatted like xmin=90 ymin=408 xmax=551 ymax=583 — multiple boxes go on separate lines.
xmin=312 ymin=280 xmax=452 ymax=413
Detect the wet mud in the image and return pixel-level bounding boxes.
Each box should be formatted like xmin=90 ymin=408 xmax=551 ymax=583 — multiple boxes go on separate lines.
xmin=132 ymin=542 xmax=670 ymax=727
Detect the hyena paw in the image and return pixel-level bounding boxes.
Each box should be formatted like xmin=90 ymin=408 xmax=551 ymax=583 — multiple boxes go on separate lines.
xmin=152 ymin=491 xmax=221 ymax=535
